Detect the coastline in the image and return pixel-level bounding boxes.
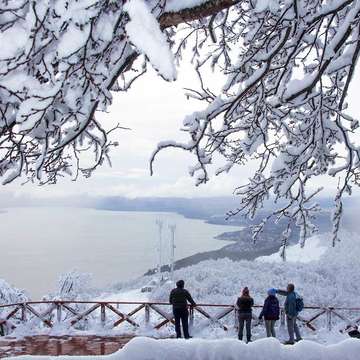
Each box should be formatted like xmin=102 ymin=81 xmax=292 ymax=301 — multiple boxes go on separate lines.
xmin=144 ymin=211 xmax=332 ymax=276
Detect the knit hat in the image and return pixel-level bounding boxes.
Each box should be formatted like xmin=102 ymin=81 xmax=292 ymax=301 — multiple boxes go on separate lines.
xmin=268 ymin=288 xmax=277 ymax=296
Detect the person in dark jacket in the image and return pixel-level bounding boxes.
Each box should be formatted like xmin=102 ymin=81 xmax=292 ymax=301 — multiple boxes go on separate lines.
xmin=276 ymin=283 xmax=302 ymax=345
xmin=169 ymin=280 xmax=196 ymax=339
xmin=236 ymin=287 xmax=254 ymax=342
xmin=259 ymin=288 xmax=280 ymax=337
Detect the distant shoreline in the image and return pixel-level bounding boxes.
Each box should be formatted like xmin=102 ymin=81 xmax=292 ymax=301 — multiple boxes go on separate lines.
xmin=144 ymin=210 xmax=332 ymax=276
xmin=144 ymin=243 xmax=281 ymax=276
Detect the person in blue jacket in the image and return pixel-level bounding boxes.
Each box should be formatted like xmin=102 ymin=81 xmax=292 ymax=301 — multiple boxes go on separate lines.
xmin=276 ymin=283 xmax=302 ymax=345
xmin=259 ymin=288 xmax=280 ymax=337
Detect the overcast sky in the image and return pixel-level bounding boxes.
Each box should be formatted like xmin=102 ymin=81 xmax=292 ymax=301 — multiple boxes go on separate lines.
xmin=3 ymin=59 xmax=360 ymax=201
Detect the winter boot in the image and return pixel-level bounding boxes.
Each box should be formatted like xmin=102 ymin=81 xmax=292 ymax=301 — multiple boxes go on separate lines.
xmin=283 ymin=340 xmax=295 ymax=345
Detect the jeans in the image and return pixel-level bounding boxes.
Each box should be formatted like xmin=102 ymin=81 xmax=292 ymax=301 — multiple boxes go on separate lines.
xmin=265 ymin=320 xmax=276 ymax=337
xmin=173 ymin=308 xmax=190 ymax=338
xmin=238 ymin=313 xmax=252 ymax=341
xmin=287 ymin=316 xmax=301 ymax=342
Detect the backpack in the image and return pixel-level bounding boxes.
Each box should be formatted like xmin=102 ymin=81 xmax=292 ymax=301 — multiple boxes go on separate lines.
xmin=295 ymin=293 xmax=304 ymax=313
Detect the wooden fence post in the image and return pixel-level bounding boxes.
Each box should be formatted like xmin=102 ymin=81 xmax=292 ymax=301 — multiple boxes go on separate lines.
xmin=327 ymin=308 xmax=333 ymax=331
xmin=21 ymin=304 xmax=27 ymax=322
xmin=101 ymin=304 xmax=106 ymax=327
xmin=56 ymin=303 xmax=62 ymax=323
xmin=234 ymin=308 xmax=239 ymax=330
xmin=280 ymin=308 xmax=286 ymax=327
xmin=145 ymin=304 xmax=150 ymax=326
xmin=189 ymin=306 xmax=194 ymax=329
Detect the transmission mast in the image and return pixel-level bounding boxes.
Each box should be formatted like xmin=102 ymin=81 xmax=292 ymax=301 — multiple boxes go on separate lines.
xmin=169 ymin=224 xmax=176 ymax=280
xmin=155 ymin=219 xmax=164 ymax=280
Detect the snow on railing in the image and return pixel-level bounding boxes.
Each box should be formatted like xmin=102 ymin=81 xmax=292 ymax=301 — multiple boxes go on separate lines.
xmin=0 ymin=301 xmax=359 ymax=336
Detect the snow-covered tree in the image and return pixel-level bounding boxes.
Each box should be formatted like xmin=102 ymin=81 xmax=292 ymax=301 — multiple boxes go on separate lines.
xmin=55 ymin=270 xmax=93 ymax=300
xmin=0 ymin=280 xmax=28 ymax=335
xmin=0 ymin=279 xmax=28 ymax=304
xmin=1 ymin=0 xmax=360 ymax=246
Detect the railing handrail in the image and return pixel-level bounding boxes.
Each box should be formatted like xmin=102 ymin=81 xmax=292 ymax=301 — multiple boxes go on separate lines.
xmin=0 ymin=299 xmax=359 ymax=336
xmin=0 ymin=300 xmax=360 ymax=311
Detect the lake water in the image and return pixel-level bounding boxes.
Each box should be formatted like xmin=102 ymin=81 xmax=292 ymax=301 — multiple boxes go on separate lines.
xmin=0 ymin=207 xmax=238 ymax=298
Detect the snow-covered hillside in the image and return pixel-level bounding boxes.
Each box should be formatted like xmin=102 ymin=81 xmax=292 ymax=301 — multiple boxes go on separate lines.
xmin=257 ymin=234 xmax=328 ymax=263
xmin=113 ymin=231 xmax=359 ymax=309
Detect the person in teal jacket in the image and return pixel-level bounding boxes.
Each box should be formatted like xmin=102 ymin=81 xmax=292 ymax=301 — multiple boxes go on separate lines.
xmin=276 ymin=283 xmax=302 ymax=345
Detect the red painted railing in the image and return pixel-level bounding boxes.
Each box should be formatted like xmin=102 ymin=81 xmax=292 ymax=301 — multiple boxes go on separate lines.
xmin=0 ymin=301 xmax=359 ymax=336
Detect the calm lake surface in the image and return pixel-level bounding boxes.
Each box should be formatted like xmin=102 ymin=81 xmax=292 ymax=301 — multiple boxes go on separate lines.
xmin=0 ymin=207 xmax=238 ymax=298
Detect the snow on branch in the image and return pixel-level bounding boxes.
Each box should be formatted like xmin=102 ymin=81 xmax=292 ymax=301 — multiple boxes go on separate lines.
xmin=0 ymin=0 xmax=233 ymax=185
xmin=151 ymin=0 xmax=360 ymax=246
xmin=124 ymin=0 xmax=176 ymax=81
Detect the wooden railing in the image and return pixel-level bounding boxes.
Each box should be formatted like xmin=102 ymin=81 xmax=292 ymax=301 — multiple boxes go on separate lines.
xmin=0 ymin=301 xmax=359 ymax=336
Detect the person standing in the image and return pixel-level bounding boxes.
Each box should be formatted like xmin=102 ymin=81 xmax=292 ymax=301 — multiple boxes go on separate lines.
xmin=276 ymin=283 xmax=303 ymax=345
xmin=236 ymin=287 xmax=254 ymax=343
xmin=169 ymin=280 xmax=196 ymax=339
xmin=259 ymin=288 xmax=280 ymax=338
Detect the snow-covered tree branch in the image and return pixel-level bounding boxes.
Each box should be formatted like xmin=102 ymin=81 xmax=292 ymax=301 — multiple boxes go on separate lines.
xmin=0 ymin=0 xmax=236 ymax=185
xmin=150 ymin=0 xmax=360 ymax=247
xmin=1 ymin=0 xmax=360 ymax=247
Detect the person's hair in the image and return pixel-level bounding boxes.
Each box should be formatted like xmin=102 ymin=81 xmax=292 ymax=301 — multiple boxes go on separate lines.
xmin=176 ymin=280 xmax=185 ymax=288
xmin=287 ymin=283 xmax=295 ymax=292
xmin=242 ymin=287 xmax=250 ymax=296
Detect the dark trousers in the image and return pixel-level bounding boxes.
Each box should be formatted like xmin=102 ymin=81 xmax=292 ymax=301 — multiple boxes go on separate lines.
xmin=238 ymin=312 xmax=252 ymax=341
xmin=287 ymin=316 xmax=301 ymax=342
xmin=173 ymin=308 xmax=189 ymax=338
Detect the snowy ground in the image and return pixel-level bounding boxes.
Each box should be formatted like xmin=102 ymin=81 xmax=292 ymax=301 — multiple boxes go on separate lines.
xmin=5 ymin=337 xmax=360 ymax=360
xmin=257 ymin=234 xmax=328 ymax=263
xmin=100 ymin=288 xmax=150 ymax=304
